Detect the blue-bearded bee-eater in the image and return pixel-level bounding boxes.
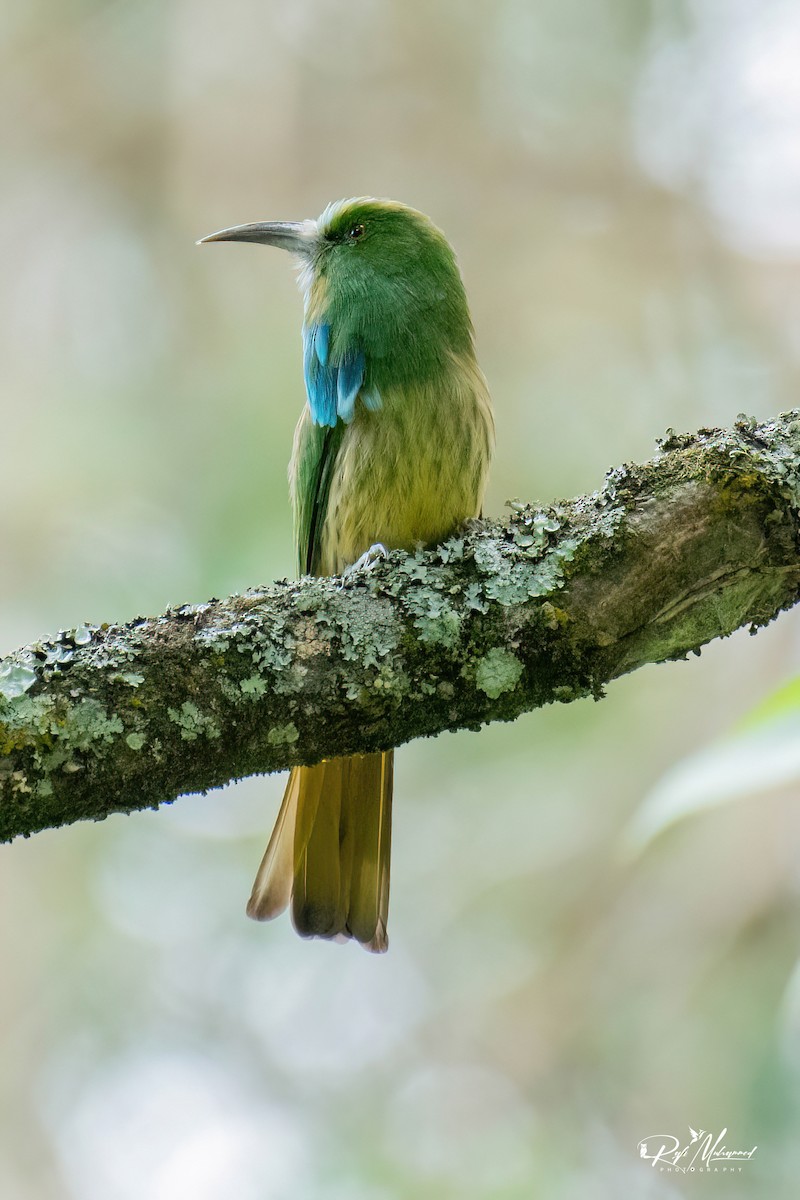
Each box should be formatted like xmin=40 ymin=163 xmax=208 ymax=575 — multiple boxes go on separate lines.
xmin=200 ymin=199 xmax=494 ymax=952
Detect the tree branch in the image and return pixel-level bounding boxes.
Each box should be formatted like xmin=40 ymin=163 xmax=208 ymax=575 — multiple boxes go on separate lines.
xmin=3 ymin=411 xmax=800 ymax=841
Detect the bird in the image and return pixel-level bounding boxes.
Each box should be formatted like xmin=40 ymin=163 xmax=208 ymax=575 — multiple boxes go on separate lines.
xmin=199 ymin=198 xmax=494 ymax=952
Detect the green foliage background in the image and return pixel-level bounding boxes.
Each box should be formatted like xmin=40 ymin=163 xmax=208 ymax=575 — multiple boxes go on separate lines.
xmin=2 ymin=2 xmax=800 ymax=1196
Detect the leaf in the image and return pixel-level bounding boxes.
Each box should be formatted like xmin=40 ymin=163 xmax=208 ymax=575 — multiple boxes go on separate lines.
xmin=624 ymin=710 xmax=800 ymax=855
xmin=735 ymin=674 xmax=800 ymax=732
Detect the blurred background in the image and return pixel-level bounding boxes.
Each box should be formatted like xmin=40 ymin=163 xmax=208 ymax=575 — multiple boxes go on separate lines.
xmin=2 ymin=0 xmax=800 ymax=1196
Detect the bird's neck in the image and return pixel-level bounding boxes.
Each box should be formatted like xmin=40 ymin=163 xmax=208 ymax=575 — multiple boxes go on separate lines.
xmin=303 ymin=273 xmax=476 ymax=392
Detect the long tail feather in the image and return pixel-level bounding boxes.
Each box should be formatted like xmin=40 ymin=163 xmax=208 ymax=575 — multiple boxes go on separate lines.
xmin=292 ymin=761 xmax=341 ymax=938
xmin=347 ymin=752 xmax=393 ymax=952
xmin=247 ymin=752 xmax=393 ymax=952
xmin=246 ymin=768 xmax=300 ymax=920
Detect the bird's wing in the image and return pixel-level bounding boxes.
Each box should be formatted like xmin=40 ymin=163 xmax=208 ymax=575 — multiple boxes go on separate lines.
xmin=292 ymin=417 xmax=346 ymax=575
xmin=294 ymin=322 xmax=376 ymax=574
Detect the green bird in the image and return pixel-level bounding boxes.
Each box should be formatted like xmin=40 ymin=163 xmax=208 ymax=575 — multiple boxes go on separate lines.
xmin=200 ymin=198 xmax=494 ymax=952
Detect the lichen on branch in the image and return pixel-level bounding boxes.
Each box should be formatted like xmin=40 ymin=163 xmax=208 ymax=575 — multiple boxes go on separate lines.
xmin=2 ymin=410 xmax=800 ymax=842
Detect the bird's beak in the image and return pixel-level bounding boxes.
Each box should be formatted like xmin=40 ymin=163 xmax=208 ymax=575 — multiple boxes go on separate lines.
xmin=196 ymin=219 xmax=318 ymax=254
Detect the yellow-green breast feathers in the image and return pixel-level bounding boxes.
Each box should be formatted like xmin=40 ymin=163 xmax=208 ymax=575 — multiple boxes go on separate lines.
xmin=201 ymin=198 xmax=494 ymax=950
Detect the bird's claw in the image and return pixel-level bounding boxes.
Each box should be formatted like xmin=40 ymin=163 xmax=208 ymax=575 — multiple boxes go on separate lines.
xmin=340 ymin=543 xmax=389 ymax=587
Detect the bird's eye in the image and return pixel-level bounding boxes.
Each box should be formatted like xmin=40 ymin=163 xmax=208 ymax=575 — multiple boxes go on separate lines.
xmin=348 ymin=224 xmax=365 ymax=241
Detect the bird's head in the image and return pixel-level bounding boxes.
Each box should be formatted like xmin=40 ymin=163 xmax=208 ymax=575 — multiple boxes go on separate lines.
xmin=199 ymin=198 xmax=474 ymax=376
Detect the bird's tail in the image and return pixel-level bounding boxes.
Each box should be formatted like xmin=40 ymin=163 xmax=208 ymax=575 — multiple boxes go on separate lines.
xmin=247 ymin=752 xmax=393 ymax=953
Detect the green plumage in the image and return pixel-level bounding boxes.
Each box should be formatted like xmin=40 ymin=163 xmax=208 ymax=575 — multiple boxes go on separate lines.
xmin=291 ymin=361 xmax=493 ymax=576
xmin=293 ymin=199 xmax=493 ymax=577
xmin=292 ymin=421 xmax=346 ymax=575
xmin=315 ymin=200 xmax=475 ymax=388
xmin=203 ymin=198 xmax=494 ymax=951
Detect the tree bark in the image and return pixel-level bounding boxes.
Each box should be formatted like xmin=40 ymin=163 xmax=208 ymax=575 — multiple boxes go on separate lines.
xmin=2 ymin=411 xmax=800 ymax=842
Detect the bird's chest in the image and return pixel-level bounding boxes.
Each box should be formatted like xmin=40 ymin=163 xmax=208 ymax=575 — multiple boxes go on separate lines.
xmin=318 ymin=387 xmax=481 ymax=574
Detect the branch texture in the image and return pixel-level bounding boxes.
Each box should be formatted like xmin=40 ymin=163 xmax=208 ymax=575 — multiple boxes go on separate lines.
xmin=3 ymin=411 xmax=800 ymax=841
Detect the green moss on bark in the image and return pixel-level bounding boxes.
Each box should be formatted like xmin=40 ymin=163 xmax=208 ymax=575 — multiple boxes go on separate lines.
xmin=1 ymin=410 xmax=800 ymax=841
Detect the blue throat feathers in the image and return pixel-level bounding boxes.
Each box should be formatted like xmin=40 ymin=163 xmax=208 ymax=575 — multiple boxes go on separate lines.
xmin=303 ymin=322 xmax=382 ymax=427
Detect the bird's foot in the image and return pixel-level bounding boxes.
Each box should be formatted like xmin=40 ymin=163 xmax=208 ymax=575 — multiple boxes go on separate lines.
xmin=340 ymin=543 xmax=389 ymax=587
